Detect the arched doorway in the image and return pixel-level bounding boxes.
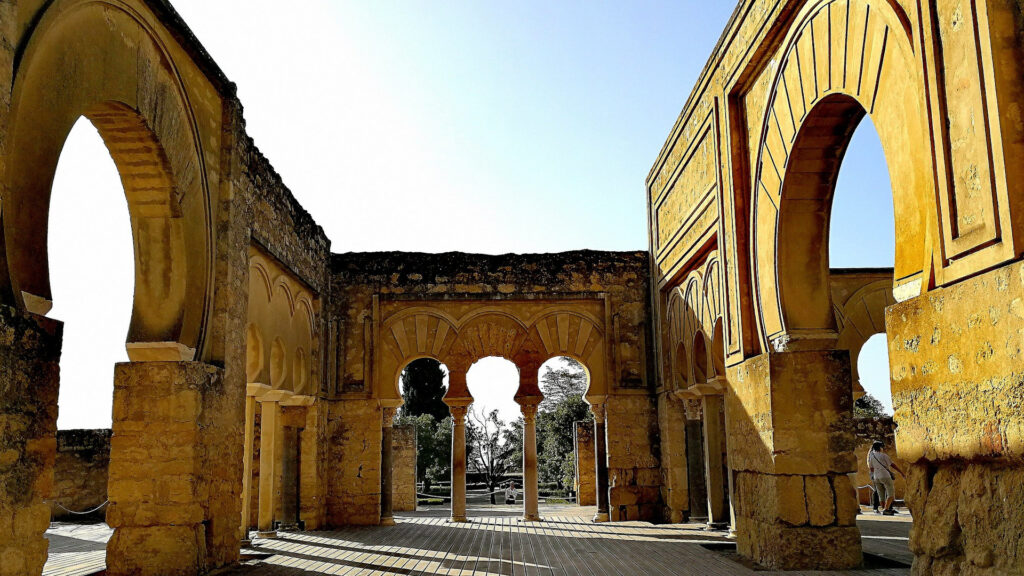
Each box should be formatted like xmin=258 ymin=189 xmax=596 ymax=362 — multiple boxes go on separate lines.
xmin=0 ymin=4 xmax=222 ymax=574
xmin=465 ymin=357 xmax=520 ymax=514
xmin=742 ymin=0 xmax=931 ymax=567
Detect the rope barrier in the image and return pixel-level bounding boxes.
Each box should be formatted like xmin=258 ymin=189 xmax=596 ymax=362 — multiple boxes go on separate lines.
xmin=47 ymin=499 xmax=109 ymax=515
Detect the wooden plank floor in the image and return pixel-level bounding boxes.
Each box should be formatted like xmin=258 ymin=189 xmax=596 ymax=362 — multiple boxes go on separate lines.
xmin=42 ymin=509 xmax=913 ymax=576
xmin=43 ymin=522 xmax=111 ymax=576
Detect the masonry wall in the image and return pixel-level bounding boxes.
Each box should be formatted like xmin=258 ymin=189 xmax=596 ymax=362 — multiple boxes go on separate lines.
xmin=573 ymin=422 xmax=596 ymax=506
xmin=393 ymin=425 xmax=417 ymax=512
xmin=328 ymin=251 xmax=658 ymax=523
xmin=51 ymin=430 xmax=111 ymax=521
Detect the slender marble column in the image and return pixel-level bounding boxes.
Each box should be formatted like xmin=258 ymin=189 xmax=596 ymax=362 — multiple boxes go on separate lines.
xmin=448 ymin=404 xmax=470 ymax=522
xmin=592 ymin=403 xmax=610 ymax=522
xmin=702 ymin=393 xmax=729 ymax=528
xmin=521 ymin=402 xmax=541 ymax=521
xmin=240 ymin=383 xmax=270 ymax=542
xmin=380 ymin=405 xmax=397 ymax=526
xmin=257 ymin=390 xmax=292 ymax=538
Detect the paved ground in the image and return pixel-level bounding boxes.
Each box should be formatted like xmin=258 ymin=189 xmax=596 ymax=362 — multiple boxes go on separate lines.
xmin=44 ymin=505 xmax=913 ymax=576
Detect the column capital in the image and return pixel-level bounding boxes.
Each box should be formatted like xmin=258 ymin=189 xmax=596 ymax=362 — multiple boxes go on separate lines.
xmin=520 ymin=402 xmax=539 ymax=424
xmin=257 ymin=389 xmax=293 ymax=403
xmin=590 ymin=402 xmax=606 ymax=424
xmin=382 ymin=406 xmax=397 ymax=427
xmin=247 ymin=383 xmax=271 ymax=397
xmin=448 ymin=405 xmax=469 ymax=421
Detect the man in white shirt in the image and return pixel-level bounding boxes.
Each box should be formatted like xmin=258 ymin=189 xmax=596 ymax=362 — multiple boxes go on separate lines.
xmin=867 ymin=441 xmax=904 ymax=515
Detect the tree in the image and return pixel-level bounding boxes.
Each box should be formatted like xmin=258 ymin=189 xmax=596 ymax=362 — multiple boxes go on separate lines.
xmin=397 ymin=413 xmax=452 ymax=493
xmin=399 ymin=358 xmax=449 ymax=421
xmin=538 ymin=395 xmax=593 ymax=488
xmin=854 ymin=392 xmax=888 ymax=418
xmin=539 ymin=357 xmax=588 ymax=410
xmin=467 ymin=408 xmax=518 ymax=504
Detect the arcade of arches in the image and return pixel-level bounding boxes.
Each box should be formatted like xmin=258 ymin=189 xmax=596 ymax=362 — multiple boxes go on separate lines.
xmin=1 ymin=0 xmax=1023 ymax=575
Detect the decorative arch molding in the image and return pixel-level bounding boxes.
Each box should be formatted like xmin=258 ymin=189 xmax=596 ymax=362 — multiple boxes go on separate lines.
xmin=1 ymin=0 xmax=217 ymax=359
xmin=375 ymin=299 xmax=611 ymax=403
xmin=664 ymin=252 xmax=724 ymax=392
xmin=246 ymin=249 xmax=318 ymax=394
xmin=749 ymin=0 xmax=936 ymax=352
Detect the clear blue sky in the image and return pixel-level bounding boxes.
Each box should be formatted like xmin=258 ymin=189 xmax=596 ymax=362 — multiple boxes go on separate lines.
xmin=49 ymin=1 xmax=896 ymax=428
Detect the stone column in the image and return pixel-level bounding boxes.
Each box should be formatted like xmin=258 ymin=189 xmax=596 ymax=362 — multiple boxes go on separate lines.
xmin=520 ymin=402 xmax=541 ymax=521
xmin=105 ymin=361 xmax=227 ymax=576
xmin=0 ymin=305 xmax=61 ymax=576
xmin=702 ymin=393 xmax=728 ymax=528
xmin=256 ymin=390 xmax=291 ymax=538
xmin=727 ymin=350 xmax=861 ymax=571
xmin=240 ymin=384 xmax=269 ymax=543
xmin=447 ymin=404 xmax=470 ymax=522
xmin=379 ymin=404 xmax=398 ymax=526
xmin=591 ymin=402 xmax=610 ymax=522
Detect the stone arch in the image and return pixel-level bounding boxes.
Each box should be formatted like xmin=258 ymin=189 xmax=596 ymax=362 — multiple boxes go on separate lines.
xmin=379 ymin=310 xmax=459 ymax=403
xmin=245 ymin=323 xmax=265 ymax=384
xmin=692 ymin=331 xmax=709 ymax=386
xmin=270 ymin=337 xmax=288 ymax=389
xmin=832 ymin=274 xmax=895 ymax=396
xmin=1 ymin=0 xmax=215 ymax=359
xmin=750 ymin=0 xmax=936 ymax=351
xmin=665 ymin=253 xmax=724 ymax=391
xmin=525 ymin=310 xmax=607 ymax=400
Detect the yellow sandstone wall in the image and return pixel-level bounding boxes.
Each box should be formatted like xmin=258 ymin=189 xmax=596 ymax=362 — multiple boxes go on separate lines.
xmin=573 ymin=422 xmax=596 ymax=506
xmin=392 ymin=425 xmax=417 ymax=512
xmin=51 ymin=430 xmax=110 ymax=521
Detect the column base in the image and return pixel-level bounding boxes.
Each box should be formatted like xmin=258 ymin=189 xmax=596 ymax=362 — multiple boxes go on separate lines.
xmin=593 ymin=512 xmax=610 ymax=523
xmin=255 ymin=531 xmax=278 ymax=539
xmin=380 ymin=516 xmax=397 ymax=526
xmin=706 ymin=521 xmax=730 ymax=531
xmin=448 ymin=516 xmax=470 ymax=523
xmin=240 ymin=539 xmax=252 ymax=547
xmin=519 ymin=514 xmax=543 ymax=522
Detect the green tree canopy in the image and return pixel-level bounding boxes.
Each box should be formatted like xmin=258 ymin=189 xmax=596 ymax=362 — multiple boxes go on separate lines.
xmin=399 ymin=358 xmax=449 ymax=421
xmin=538 ymin=395 xmax=593 ymax=489
xmin=854 ymin=392 xmax=888 ymax=418
xmin=539 ymin=357 xmax=588 ymax=410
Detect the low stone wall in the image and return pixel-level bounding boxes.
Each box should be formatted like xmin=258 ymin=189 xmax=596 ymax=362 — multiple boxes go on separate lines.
xmin=393 ymin=425 xmax=417 ymax=512
xmin=52 ymin=429 xmax=111 ymax=521
xmin=573 ymin=421 xmax=596 ymax=506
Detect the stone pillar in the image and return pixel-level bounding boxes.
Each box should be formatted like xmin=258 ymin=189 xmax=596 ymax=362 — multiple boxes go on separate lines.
xmin=520 ymin=402 xmax=541 ymax=521
xmin=240 ymin=384 xmax=269 ymax=543
xmin=105 ymin=361 xmax=228 ymax=576
xmin=447 ymin=404 xmax=470 ymax=522
xmin=379 ymin=404 xmax=397 ymax=526
xmin=256 ymin=390 xmax=291 ymax=538
xmin=727 ymin=350 xmax=861 ymax=571
xmin=591 ymin=402 xmax=610 ymax=522
xmin=0 ymin=305 xmax=61 ymax=576
xmin=702 ymin=394 xmax=728 ymax=528
xmin=574 ymin=422 xmax=596 ymax=506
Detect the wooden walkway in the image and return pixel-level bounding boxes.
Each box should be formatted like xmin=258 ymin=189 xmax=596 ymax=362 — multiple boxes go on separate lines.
xmin=43 ymin=522 xmax=111 ymax=576
xmin=43 ymin=510 xmax=913 ymax=576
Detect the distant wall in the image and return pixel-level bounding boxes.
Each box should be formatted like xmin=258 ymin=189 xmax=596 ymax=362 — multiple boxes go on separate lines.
xmin=851 ymin=417 xmax=907 ymax=505
xmin=574 ymin=421 xmax=596 ymax=506
xmin=52 ymin=429 xmax=111 ymax=521
xmin=393 ymin=425 xmax=417 ymax=512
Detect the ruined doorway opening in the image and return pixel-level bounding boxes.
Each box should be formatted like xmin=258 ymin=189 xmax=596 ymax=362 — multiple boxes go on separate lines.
xmin=465 ymin=357 xmax=520 ymax=513
xmin=537 ymin=356 xmax=594 ymax=512
xmin=395 ymin=358 xmax=451 ymax=513
xmin=43 ymin=117 xmax=133 ymax=574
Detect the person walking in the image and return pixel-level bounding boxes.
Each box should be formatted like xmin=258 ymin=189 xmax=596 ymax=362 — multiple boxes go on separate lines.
xmin=867 ymin=441 xmax=904 ymax=515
